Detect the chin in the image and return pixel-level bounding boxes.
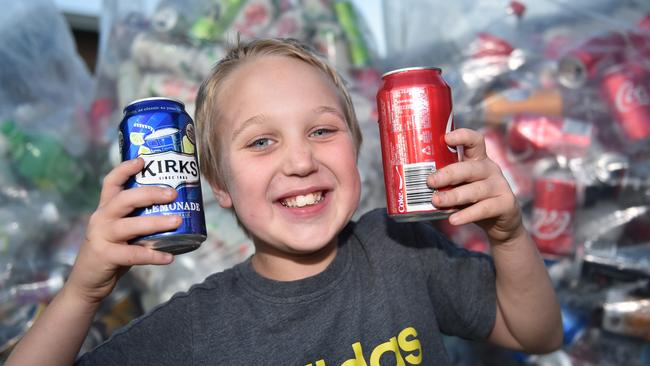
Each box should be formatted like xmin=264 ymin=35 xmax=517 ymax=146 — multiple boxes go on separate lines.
xmin=295 ymin=241 xmax=335 ymax=254
xmin=281 ymin=233 xmax=337 ymax=254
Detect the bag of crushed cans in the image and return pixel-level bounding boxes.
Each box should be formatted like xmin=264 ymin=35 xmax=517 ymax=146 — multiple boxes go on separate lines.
xmin=382 ymin=0 xmax=650 ymax=364
xmin=0 ymin=0 xmax=100 ymax=360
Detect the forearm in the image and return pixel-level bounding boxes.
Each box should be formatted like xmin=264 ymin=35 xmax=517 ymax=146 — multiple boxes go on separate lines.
xmin=6 ymin=284 xmax=100 ymax=366
xmin=489 ymin=230 xmax=563 ymax=353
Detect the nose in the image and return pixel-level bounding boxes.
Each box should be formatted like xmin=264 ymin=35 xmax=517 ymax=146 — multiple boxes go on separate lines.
xmin=282 ymin=140 xmax=318 ymax=177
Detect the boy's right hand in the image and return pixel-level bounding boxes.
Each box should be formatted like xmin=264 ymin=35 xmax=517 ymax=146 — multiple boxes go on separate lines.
xmin=66 ymin=157 xmax=180 ymax=305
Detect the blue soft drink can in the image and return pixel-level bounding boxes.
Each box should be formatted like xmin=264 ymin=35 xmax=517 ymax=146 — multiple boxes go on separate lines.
xmin=119 ymin=97 xmax=206 ymax=254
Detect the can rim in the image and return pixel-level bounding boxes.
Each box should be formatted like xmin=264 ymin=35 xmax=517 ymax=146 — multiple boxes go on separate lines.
xmin=382 ymin=66 xmax=441 ymax=78
xmin=124 ymin=97 xmax=185 ymax=112
xmin=557 ymin=57 xmax=587 ymax=89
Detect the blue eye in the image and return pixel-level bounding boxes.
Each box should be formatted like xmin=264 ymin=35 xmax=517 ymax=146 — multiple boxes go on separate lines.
xmin=247 ymin=138 xmax=273 ymax=149
xmin=311 ymin=128 xmax=335 ymax=138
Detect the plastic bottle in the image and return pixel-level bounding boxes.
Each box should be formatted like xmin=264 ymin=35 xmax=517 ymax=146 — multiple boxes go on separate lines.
xmin=0 ymin=120 xmax=85 ymax=196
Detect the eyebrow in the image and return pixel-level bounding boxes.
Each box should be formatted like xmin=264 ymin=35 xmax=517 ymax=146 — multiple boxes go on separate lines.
xmin=231 ymin=114 xmax=266 ymax=140
xmin=314 ymin=105 xmax=345 ymax=121
xmin=231 ymin=106 xmax=346 ymax=140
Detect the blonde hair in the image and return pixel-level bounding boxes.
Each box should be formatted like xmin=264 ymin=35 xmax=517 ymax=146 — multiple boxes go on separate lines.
xmin=195 ymin=38 xmax=362 ymax=189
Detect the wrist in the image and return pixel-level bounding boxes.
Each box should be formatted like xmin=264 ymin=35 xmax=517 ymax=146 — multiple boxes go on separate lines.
xmin=60 ymin=280 xmax=105 ymax=312
xmin=488 ymin=223 xmax=529 ymax=249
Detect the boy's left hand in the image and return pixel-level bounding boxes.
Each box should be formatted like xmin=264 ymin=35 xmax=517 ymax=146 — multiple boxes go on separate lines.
xmin=427 ymin=128 xmax=525 ymax=244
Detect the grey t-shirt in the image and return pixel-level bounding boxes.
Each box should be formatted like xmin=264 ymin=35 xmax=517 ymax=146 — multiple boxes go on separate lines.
xmin=76 ymin=209 xmax=496 ymax=365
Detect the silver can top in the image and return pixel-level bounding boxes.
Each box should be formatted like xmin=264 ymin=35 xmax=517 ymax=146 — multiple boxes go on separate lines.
xmin=382 ymin=66 xmax=441 ymax=78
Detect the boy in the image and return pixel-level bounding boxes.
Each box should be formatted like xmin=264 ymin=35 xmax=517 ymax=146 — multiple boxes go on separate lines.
xmin=7 ymin=38 xmax=562 ymax=365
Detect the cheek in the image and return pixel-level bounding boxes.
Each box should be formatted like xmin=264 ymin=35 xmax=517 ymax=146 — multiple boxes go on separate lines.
xmin=323 ymin=143 xmax=360 ymax=184
xmin=225 ymin=155 xmax=271 ymax=202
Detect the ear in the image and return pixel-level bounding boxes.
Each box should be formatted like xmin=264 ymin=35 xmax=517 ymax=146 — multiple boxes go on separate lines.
xmin=211 ymin=184 xmax=233 ymax=208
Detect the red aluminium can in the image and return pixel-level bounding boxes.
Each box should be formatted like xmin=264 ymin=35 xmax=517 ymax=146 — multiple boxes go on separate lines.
xmin=557 ymin=32 xmax=626 ymax=89
xmin=530 ymin=171 xmax=577 ymax=257
xmin=483 ymin=127 xmax=532 ymax=203
xmin=376 ymin=67 xmax=461 ymax=222
xmin=600 ymin=63 xmax=650 ymax=142
xmin=507 ymin=114 xmax=594 ymax=161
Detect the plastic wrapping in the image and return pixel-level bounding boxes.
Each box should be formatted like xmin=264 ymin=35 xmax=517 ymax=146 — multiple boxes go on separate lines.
xmin=0 ymin=0 xmax=98 ymax=357
xmin=2 ymin=0 xmax=649 ymax=362
xmin=382 ymin=0 xmax=650 ymax=362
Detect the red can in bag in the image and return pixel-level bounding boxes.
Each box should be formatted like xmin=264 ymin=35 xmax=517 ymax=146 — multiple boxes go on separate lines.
xmin=531 ymin=171 xmax=577 ymax=257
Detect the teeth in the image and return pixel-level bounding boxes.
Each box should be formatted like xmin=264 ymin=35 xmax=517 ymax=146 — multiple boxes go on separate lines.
xmin=281 ymin=191 xmax=324 ymax=208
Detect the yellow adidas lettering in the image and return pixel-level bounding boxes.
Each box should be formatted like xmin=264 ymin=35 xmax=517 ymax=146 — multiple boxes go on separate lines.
xmin=369 ymin=336 xmax=405 ymax=366
xmin=304 ymin=326 xmax=422 ymax=366
xmin=340 ymin=342 xmax=367 ymax=366
xmin=397 ymin=327 xmax=422 ymax=365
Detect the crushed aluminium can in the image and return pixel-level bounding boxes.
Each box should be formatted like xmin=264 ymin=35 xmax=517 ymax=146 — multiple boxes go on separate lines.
xmin=507 ymin=114 xmax=594 ymax=161
xmin=119 ymin=97 xmax=206 ymax=254
xmin=557 ymin=32 xmax=626 ymax=89
xmin=376 ymin=67 xmax=461 ymax=222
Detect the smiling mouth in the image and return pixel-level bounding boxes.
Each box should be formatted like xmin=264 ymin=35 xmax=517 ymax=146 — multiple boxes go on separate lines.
xmin=280 ymin=191 xmax=325 ymax=208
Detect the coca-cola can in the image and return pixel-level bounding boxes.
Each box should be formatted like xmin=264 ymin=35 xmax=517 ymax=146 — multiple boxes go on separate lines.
xmin=482 ymin=127 xmax=532 ymax=203
xmin=507 ymin=114 xmax=594 ymax=161
xmin=557 ymin=32 xmax=626 ymax=89
xmin=531 ymin=171 xmax=577 ymax=257
xmin=376 ymin=67 xmax=461 ymax=222
xmin=600 ymin=63 xmax=650 ymax=142
xmin=468 ymin=32 xmax=514 ymax=58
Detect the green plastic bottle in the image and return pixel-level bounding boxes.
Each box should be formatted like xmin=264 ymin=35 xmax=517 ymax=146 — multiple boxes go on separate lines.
xmin=0 ymin=120 xmax=84 ymax=195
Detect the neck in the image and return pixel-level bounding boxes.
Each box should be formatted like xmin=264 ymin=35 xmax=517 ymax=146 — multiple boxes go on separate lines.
xmin=250 ymin=239 xmax=338 ymax=281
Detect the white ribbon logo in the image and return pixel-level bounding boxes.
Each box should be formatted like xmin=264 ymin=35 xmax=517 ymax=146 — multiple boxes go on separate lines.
xmin=445 ymin=109 xmax=457 ymax=153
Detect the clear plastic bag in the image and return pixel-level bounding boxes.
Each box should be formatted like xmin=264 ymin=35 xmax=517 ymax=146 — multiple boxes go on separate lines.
xmin=381 ymin=1 xmax=650 ymax=356
xmin=0 ymin=0 xmax=96 ymax=355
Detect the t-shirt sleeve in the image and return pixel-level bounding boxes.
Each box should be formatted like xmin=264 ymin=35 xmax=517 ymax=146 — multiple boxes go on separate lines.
xmin=409 ymin=220 xmax=497 ymax=341
xmin=74 ymin=292 xmax=193 ymax=366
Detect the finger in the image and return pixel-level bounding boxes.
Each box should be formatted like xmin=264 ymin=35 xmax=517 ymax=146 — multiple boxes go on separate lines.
xmin=104 ymin=215 xmax=183 ymax=242
xmin=432 ymin=179 xmax=498 ymax=208
xmin=105 ymin=244 xmax=175 ymax=267
xmin=427 ymin=160 xmax=496 ymax=188
xmin=99 ymin=158 xmax=145 ymax=207
xmin=445 ymin=128 xmax=487 ymax=161
xmin=102 ymin=186 xmax=177 ymax=218
xmin=447 ymin=196 xmax=504 ymax=226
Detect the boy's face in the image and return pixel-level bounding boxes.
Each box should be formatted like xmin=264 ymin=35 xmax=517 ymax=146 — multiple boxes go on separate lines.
xmin=212 ymin=55 xmax=361 ymax=255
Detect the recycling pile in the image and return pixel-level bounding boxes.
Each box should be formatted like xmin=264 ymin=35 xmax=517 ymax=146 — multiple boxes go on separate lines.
xmin=380 ymin=0 xmax=650 ymax=364
xmin=3 ymin=0 xmax=650 ymax=364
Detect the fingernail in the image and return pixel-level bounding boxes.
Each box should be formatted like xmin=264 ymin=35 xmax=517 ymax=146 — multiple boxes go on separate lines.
xmin=428 ymin=174 xmax=436 ymax=186
xmin=162 ymin=253 xmax=174 ymax=262
xmin=169 ymin=215 xmax=180 ymax=224
xmin=164 ymin=188 xmax=175 ymax=198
